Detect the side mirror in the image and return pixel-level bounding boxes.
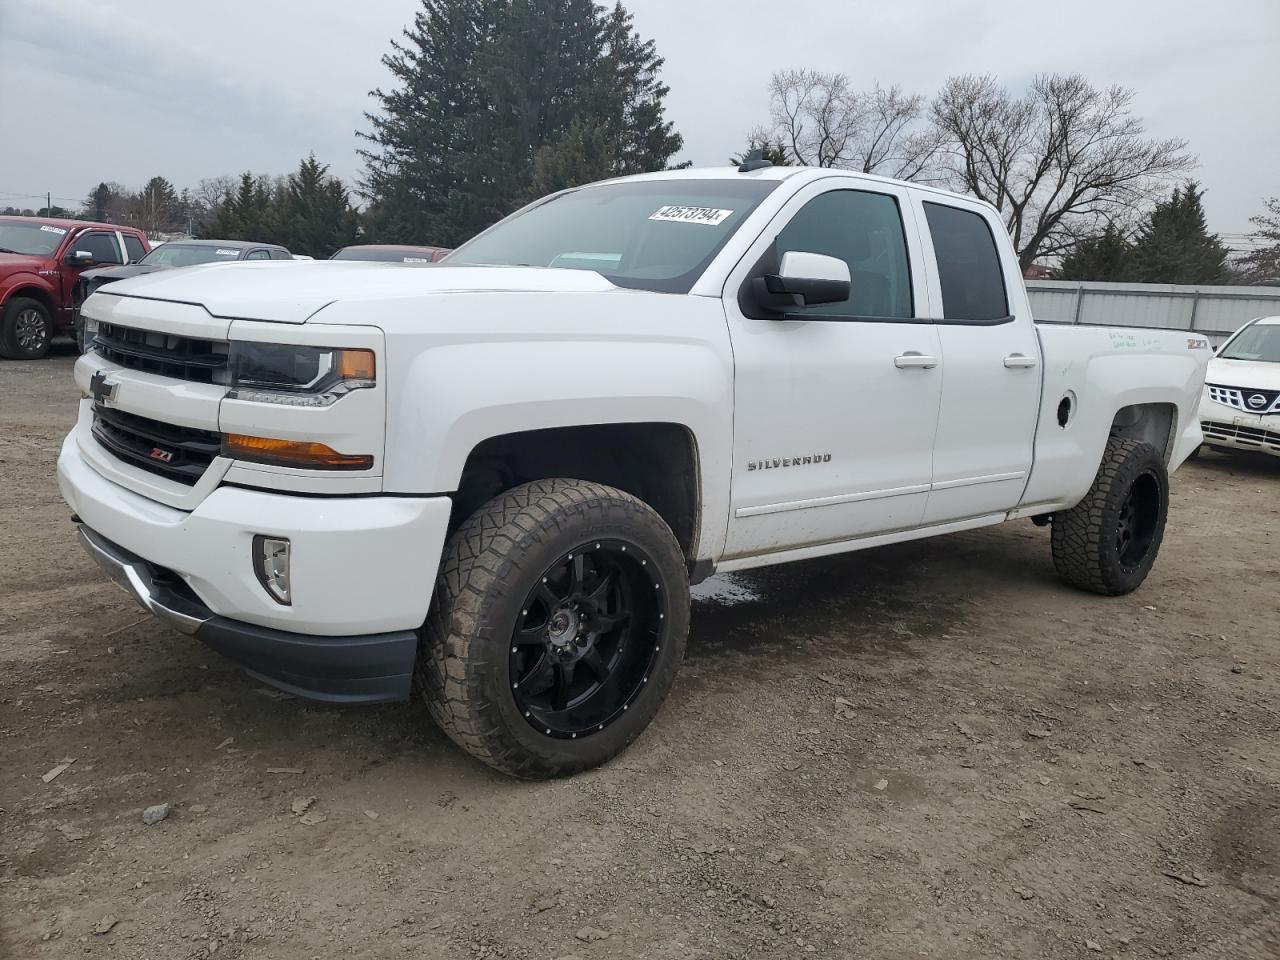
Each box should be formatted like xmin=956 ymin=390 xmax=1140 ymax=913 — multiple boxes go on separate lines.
xmin=752 ymin=251 xmax=850 ymax=312
xmin=65 ymin=250 xmax=95 ymax=268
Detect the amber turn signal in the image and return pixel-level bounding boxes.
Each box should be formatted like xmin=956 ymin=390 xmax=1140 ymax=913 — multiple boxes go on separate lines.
xmin=223 ymin=434 xmax=374 ymax=471
xmin=336 ymin=349 xmax=376 ymax=382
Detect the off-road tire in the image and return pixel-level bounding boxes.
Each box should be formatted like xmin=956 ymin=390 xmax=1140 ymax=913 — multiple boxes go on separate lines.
xmin=417 ymin=479 xmax=691 ymax=779
xmin=0 ymin=297 xmax=53 ymax=360
xmin=1051 ymin=437 xmax=1169 ymax=596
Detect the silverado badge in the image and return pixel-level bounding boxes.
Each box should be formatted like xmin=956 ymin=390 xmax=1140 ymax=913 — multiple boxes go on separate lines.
xmin=747 ymin=454 xmax=832 ymax=471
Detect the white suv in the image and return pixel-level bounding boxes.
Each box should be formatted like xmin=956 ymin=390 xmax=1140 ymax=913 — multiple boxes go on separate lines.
xmin=1199 ymin=316 xmax=1280 ymax=456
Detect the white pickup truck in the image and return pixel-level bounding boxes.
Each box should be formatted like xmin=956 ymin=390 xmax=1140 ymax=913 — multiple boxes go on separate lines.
xmin=59 ymin=163 xmax=1210 ymax=778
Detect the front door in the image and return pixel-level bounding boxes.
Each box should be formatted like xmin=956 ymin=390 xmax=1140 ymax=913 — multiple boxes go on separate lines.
xmin=59 ymin=230 xmax=124 ymax=324
xmin=721 ymin=179 xmax=942 ymax=561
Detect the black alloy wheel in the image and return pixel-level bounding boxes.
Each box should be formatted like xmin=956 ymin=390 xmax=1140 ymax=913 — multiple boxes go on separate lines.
xmin=1051 ymin=436 xmax=1169 ymax=596
xmin=418 ymin=478 xmax=691 ymax=778
xmin=1115 ymin=469 xmax=1162 ymax=570
xmin=510 ymin=541 xmax=664 ymax=739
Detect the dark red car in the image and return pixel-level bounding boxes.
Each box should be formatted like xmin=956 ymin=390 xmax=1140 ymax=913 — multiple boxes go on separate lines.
xmin=330 ymin=244 xmax=451 ymax=264
xmin=0 ymin=216 xmax=150 ymax=359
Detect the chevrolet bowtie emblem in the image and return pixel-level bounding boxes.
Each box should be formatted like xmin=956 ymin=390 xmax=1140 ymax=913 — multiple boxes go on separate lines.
xmin=89 ymin=371 xmax=117 ymax=405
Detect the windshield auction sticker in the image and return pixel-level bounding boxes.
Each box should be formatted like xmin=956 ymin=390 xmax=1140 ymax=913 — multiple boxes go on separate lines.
xmin=649 ymin=206 xmax=734 ymax=226
xmin=40 ymin=225 xmax=68 ymax=234
xmin=215 ymin=249 xmax=239 ymax=257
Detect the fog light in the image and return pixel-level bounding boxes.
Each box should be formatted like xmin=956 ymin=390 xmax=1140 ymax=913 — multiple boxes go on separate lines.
xmin=253 ymin=535 xmax=291 ymax=605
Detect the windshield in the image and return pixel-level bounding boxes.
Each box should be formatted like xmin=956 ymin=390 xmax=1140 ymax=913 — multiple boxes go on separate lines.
xmin=140 ymin=244 xmax=242 ymax=268
xmin=0 ymin=219 xmax=69 ymax=256
xmin=448 ymin=179 xmax=780 ymax=293
xmin=1220 ymin=322 xmax=1280 ymax=363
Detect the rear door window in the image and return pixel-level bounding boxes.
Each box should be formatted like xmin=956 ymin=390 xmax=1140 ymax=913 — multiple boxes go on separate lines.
xmin=122 ymin=234 xmax=146 ymax=263
xmin=923 ymin=202 xmax=1009 ymax=322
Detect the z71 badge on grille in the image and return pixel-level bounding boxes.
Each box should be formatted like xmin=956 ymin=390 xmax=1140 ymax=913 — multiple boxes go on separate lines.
xmin=747 ymin=454 xmax=832 ymax=471
xmin=149 ymin=447 xmax=175 ymax=464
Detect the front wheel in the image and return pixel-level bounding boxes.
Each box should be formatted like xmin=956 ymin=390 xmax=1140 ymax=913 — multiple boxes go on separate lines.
xmin=418 ymin=479 xmax=691 ymax=778
xmin=1051 ymin=437 xmax=1169 ymax=596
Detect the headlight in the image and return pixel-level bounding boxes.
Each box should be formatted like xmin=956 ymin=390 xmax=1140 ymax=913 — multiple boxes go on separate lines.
xmin=227 ymin=343 xmax=375 ymax=407
xmin=81 ymin=314 xmax=98 ymax=354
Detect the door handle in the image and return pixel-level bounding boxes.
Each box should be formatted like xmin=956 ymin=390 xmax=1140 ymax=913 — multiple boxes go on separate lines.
xmin=1004 ymin=353 xmax=1038 ymax=369
xmin=894 ymin=352 xmax=939 ymax=370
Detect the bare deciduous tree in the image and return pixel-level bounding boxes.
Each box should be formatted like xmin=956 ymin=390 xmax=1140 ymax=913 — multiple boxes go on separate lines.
xmin=931 ymin=73 xmax=1193 ymax=271
xmin=765 ymin=70 xmax=940 ymax=180
xmin=1239 ymin=197 xmax=1280 ymax=281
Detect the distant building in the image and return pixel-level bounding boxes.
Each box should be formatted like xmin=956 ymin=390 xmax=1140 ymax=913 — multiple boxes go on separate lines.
xmin=1024 ymin=263 xmax=1053 ymax=281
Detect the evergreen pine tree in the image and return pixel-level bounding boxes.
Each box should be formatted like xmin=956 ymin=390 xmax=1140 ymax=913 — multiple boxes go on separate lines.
xmin=359 ymin=0 xmax=683 ymax=246
xmin=202 ymin=173 xmax=273 ymax=240
xmin=1130 ymin=182 xmax=1230 ymax=284
xmin=1056 ymin=225 xmax=1133 ymax=281
xmin=137 ymin=176 xmax=181 ymax=234
xmin=531 ymin=119 xmax=616 ymax=195
xmin=359 ymin=0 xmax=500 ymax=246
xmin=273 ymin=155 xmax=361 ymax=258
xmin=729 ymin=139 xmax=792 ymax=168
xmin=85 ymin=183 xmax=114 ymax=222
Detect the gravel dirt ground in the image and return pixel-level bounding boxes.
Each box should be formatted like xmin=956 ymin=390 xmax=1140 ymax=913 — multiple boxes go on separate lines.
xmin=2 ymin=347 xmax=1279 ymax=960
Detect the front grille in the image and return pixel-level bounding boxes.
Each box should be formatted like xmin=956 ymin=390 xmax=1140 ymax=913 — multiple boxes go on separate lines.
xmin=1202 ymin=419 xmax=1280 ymax=452
xmin=1206 ymin=383 xmax=1280 ymax=415
xmin=91 ymin=405 xmax=221 ymax=485
xmin=95 ymin=322 xmax=228 ymax=384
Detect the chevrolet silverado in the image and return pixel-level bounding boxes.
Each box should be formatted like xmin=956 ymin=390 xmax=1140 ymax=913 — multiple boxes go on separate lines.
xmin=59 ymin=163 xmax=1211 ymax=778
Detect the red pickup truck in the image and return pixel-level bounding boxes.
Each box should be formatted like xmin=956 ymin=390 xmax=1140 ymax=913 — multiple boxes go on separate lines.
xmin=0 ymin=216 xmax=150 ymax=359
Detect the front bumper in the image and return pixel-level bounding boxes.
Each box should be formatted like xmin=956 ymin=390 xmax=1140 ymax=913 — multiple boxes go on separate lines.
xmin=59 ymin=431 xmax=454 ymax=701
xmin=1198 ymin=401 xmax=1280 ymax=457
xmin=77 ymin=525 xmax=418 ymax=703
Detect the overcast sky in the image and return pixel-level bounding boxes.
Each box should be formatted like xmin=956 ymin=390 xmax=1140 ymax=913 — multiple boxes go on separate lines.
xmin=0 ymin=0 xmax=1276 ymax=242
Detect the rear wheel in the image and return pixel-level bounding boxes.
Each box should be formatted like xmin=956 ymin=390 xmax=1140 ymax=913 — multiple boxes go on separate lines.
xmin=418 ymin=479 xmax=690 ymax=778
xmin=1051 ymin=437 xmax=1169 ymax=596
xmin=0 ymin=297 xmax=53 ymax=360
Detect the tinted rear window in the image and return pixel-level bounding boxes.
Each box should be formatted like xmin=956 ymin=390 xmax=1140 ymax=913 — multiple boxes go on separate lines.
xmin=123 ymin=235 xmax=146 ymax=262
xmin=923 ymin=202 xmax=1009 ymax=322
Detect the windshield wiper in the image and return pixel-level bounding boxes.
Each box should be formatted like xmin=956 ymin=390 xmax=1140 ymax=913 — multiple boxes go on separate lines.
xmin=0 ymin=247 xmax=20 ymax=254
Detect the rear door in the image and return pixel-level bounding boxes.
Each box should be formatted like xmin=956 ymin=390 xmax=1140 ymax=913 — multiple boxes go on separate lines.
xmin=914 ymin=195 xmax=1041 ymax=525
xmin=721 ymin=177 xmax=943 ymax=561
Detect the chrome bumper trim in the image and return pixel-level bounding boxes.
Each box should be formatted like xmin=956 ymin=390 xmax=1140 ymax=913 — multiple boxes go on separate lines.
xmin=77 ymin=525 xmax=212 ymax=636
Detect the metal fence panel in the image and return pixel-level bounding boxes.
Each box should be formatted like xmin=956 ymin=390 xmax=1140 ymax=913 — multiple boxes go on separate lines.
xmin=1027 ymin=280 xmax=1280 ymax=346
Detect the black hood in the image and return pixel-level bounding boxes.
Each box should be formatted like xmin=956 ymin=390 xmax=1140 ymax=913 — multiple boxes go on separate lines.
xmin=82 ymin=264 xmax=168 ymax=283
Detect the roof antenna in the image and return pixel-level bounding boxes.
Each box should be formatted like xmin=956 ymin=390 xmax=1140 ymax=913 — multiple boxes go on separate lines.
xmin=738 ymin=148 xmax=774 ymax=173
